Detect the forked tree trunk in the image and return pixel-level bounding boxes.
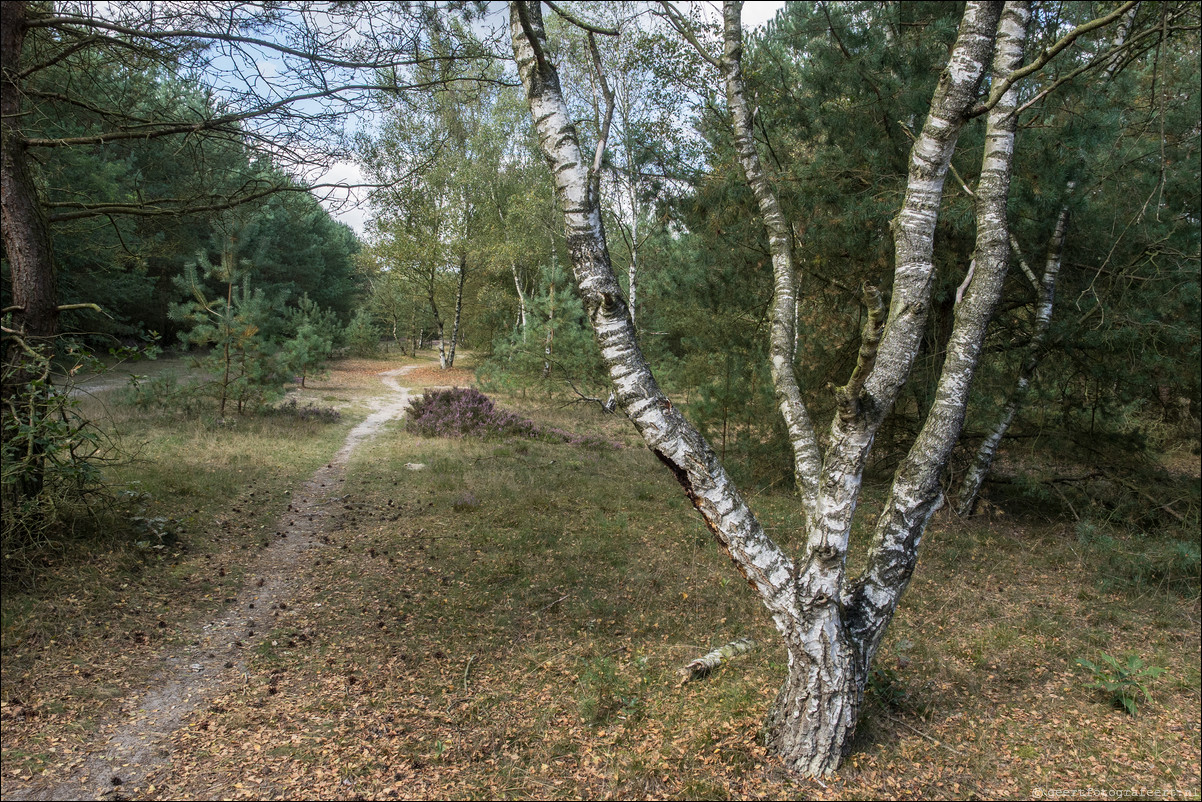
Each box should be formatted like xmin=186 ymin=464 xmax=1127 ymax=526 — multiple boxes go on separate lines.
xmin=510 ymin=0 xmax=1018 ymax=776
xmin=847 ymin=6 xmax=1028 ymax=671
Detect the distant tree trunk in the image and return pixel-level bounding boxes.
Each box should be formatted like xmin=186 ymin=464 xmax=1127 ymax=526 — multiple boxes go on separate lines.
xmin=445 ymin=253 xmax=466 ymax=369
xmin=220 ymin=277 xmax=233 ymax=419
xmin=512 ymin=261 xmax=528 ymax=337
xmin=956 ymin=201 xmax=1069 ymax=515
xmin=513 ymin=0 xmax=1016 ymax=776
xmin=408 ymin=302 xmax=419 ymax=357
xmin=426 ymin=264 xmax=447 ymax=370
xmin=543 ymin=277 xmax=555 ymax=380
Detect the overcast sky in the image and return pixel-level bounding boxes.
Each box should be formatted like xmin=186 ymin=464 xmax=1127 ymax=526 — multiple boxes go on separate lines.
xmin=321 ymin=2 xmax=787 ymax=237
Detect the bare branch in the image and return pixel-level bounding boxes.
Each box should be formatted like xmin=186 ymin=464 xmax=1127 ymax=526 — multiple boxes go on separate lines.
xmin=1014 ymin=13 xmax=1187 ymax=117
xmin=28 ymin=12 xmax=436 ymax=71
xmin=588 ymin=32 xmax=615 ymax=177
xmin=23 ymin=79 xmax=491 ymax=149
xmin=544 ymin=1 xmax=618 ymax=36
xmin=1010 ymin=234 xmax=1041 ymax=290
xmin=834 ymin=284 xmax=885 ymax=421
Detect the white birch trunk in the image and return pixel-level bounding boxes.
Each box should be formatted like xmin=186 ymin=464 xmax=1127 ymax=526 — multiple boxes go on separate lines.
xmin=800 ymin=0 xmax=1004 ymax=597
xmin=627 ymin=230 xmax=638 ymax=329
xmin=543 ymin=278 xmax=555 ymax=379
xmin=721 ymin=3 xmax=823 ymax=510
xmin=512 ymin=0 xmax=1007 ymax=778
xmin=511 ymin=261 xmax=528 ymax=337
xmin=446 ymin=253 xmax=466 ymax=369
xmin=846 ymin=2 xmax=1029 ymax=668
xmin=955 ymin=7 xmax=1132 ymax=516
xmin=433 ymin=280 xmax=447 ymax=370
xmin=511 ymin=0 xmax=798 ymax=627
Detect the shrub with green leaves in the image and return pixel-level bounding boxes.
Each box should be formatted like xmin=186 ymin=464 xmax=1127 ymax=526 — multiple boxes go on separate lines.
xmin=282 ymin=294 xmax=337 ymax=388
xmin=344 ymin=309 xmax=381 ymax=357
xmin=1076 ymin=653 xmax=1166 ymax=715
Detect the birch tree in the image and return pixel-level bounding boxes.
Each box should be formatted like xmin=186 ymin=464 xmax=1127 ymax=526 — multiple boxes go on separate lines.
xmin=955 ymin=1 xmax=1197 ymax=514
xmin=510 ymin=0 xmax=1039 ymax=775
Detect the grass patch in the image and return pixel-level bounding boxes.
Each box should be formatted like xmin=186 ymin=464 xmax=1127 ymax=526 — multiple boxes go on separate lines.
xmin=0 ymin=356 xmax=401 ymax=760
xmin=4 ymin=359 xmax=1199 ymax=800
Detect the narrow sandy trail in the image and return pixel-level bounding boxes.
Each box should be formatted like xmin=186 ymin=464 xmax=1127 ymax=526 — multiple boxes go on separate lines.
xmin=8 ymin=365 xmax=417 ymax=802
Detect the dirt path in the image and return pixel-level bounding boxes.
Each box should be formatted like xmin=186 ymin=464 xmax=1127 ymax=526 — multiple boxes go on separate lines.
xmin=7 ymin=366 xmax=418 ymax=802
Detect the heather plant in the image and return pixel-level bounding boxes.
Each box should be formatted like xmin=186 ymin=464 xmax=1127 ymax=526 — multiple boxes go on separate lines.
xmin=407 ymin=388 xmax=620 ymax=449
xmin=262 ymin=398 xmax=342 ymax=424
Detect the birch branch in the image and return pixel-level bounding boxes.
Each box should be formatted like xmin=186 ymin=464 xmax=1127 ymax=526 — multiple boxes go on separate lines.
xmin=971 ymin=0 xmax=1140 ymax=117
xmin=835 ymin=284 xmax=886 ymax=421
xmin=544 ymin=1 xmax=618 ymax=36
xmin=656 ymin=1 xmax=720 ymax=68
xmin=588 ymin=32 xmax=615 ymax=178
xmin=678 ymin=637 xmax=757 ymax=685
xmin=954 ymin=260 xmax=976 ymax=306
xmin=1010 ymin=234 xmax=1041 ymax=290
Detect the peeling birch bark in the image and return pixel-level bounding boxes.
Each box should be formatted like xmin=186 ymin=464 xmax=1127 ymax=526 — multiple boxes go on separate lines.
xmin=446 ymin=253 xmax=466 ymax=369
xmin=678 ymin=637 xmax=757 ymax=684
xmin=511 ymin=1 xmax=797 ymax=627
xmin=846 ymin=1 xmax=1029 ymax=668
xmin=721 ymin=2 xmax=822 ymax=510
xmin=762 ymin=0 xmax=1006 ymax=775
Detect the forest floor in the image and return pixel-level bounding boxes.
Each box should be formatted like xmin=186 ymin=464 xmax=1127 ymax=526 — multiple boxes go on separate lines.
xmin=1 ymin=353 xmax=1199 ymax=800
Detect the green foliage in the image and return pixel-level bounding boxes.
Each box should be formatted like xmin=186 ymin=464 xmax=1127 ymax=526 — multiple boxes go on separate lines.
xmin=1076 ymin=654 xmax=1166 ymax=715
xmin=281 ymin=294 xmax=338 ymax=388
xmin=486 ymin=259 xmax=609 ymax=397
xmin=1075 ymin=520 xmax=1201 ymax=597
xmin=1 ymin=43 xmax=364 ymax=344
xmin=0 ymin=340 xmax=142 ymax=584
xmin=343 ymin=309 xmax=381 ymax=357
xmin=168 ymin=237 xmax=284 ymax=416
xmin=576 ymin=655 xmax=650 ymax=726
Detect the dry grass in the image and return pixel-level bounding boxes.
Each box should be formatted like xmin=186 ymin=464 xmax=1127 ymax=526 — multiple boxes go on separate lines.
xmin=2 ymin=357 xmax=1199 ymax=800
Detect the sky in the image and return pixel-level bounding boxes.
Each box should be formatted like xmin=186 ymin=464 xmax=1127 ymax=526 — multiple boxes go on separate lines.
xmin=320 ymin=1 xmax=787 ymax=237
